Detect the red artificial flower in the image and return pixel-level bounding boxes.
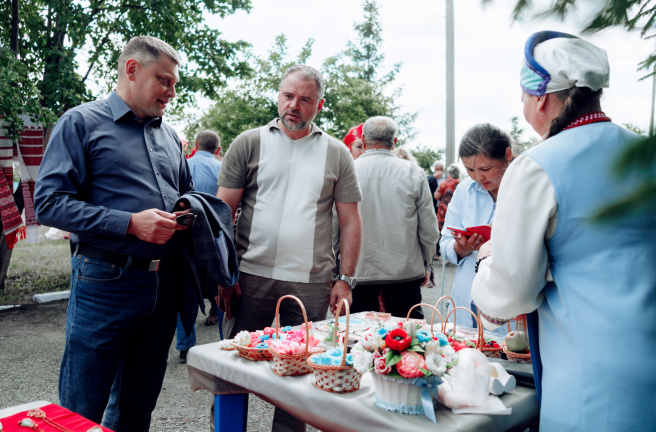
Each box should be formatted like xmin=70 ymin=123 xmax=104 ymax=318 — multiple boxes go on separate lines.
xmin=385 ymin=328 xmax=411 ymax=351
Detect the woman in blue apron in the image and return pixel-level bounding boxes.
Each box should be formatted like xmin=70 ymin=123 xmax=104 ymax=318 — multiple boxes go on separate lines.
xmin=471 ymin=31 xmax=656 ymax=431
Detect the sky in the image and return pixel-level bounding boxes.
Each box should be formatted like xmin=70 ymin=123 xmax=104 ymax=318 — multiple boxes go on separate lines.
xmin=195 ymin=0 xmax=654 ymax=155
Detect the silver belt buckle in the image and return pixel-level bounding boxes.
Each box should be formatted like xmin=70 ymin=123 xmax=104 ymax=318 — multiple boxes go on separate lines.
xmin=148 ymin=260 xmax=161 ymax=272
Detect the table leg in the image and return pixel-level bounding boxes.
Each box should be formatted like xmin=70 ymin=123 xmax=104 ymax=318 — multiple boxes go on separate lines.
xmin=214 ymin=394 xmax=248 ymax=432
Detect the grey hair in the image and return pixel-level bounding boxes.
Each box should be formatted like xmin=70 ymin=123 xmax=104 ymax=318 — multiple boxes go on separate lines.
xmin=196 ymin=130 xmax=220 ymax=153
xmin=280 ymin=65 xmax=325 ymax=100
xmin=363 ymin=116 xmax=398 ymax=149
xmin=432 ymin=160 xmax=445 ymax=171
xmin=447 ymin=164 xmax=460 ymax=179
xmin=118 ymin=36 xmax=181 ymax=75
xmin=458 ymin=123 xmax=512 ymax=161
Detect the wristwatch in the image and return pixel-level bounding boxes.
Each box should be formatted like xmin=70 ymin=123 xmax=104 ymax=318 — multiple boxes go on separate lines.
xmin=337 ymin=274 xmax=357 ymax=290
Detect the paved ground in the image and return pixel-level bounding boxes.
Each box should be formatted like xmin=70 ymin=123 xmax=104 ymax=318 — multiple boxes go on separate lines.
xmin=0 ymin=259 xmax=456 ymax=432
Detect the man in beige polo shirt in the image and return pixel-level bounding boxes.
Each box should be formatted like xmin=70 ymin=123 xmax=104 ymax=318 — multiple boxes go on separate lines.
xmin=216 ymin=64 xmax=362 ymax=432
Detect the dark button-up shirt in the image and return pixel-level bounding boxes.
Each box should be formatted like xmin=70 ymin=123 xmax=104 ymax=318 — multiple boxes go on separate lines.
xmin=35 ymin=91 xmax=193 ymax=259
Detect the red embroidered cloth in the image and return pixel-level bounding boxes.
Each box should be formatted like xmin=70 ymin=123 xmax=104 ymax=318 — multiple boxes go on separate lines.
xmin=0 ymin=404 xmax=113 ymax=432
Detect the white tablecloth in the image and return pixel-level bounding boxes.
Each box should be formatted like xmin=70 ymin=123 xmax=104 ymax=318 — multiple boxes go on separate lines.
xmin=187 ymin=342 xmax=539 ymax=432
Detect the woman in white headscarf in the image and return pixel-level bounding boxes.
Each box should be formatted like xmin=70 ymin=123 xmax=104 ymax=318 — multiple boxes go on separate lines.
xmin=471 ymin=31 xmax=656 ymax=431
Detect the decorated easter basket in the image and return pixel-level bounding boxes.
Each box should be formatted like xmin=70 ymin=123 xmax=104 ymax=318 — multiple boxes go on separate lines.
xmin=231 ymin=341 xmax=274 ymax=361
xmin=371 ymin=303 xmax=444 ymax=416
xmin=502 ymin=314 xmax=531 ymax=362
xmin=475 ymin=311 xmax=510 ymax=358
xmin=267 ymin=295 xmax=324 ymax=376
xmin=307 ymin=299 xmax=363 ymax=393
xmin=443 ymin=305 xmax=485 ymax=352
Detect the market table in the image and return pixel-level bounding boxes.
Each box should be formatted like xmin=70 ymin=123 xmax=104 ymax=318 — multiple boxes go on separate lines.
xmin=187 ymin=341 xmax=539 ymax=432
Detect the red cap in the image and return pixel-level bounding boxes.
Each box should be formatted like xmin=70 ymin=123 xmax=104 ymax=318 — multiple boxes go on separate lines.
xmin=343 ymin=123 xmax=364 ymax=148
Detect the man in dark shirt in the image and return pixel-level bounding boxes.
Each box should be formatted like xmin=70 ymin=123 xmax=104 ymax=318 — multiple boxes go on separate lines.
xmin=34 ymin=36 xmax=193 ymax=432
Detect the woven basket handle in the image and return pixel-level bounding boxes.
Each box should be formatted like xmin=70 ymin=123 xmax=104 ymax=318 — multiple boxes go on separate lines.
xmin=445 ymin=306 xmax=484 ymax=350
xmin=274 ymin=295 xmax=310 ymax=355
xmin=334 ymin=298 xmax=350 ymax=367
xmin=433 ymin=296 xmax=454 ymax=334
xmin=406 ymin=303 xmax=442 ymax=337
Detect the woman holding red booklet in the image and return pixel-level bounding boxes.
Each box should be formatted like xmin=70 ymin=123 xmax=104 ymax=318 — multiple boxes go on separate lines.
xmin=439 ymin=123 xmax=512 ymax=333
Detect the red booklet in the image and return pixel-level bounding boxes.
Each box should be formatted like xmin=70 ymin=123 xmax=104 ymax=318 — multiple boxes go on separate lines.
xmin=446 ymin=225 xmax=491 ymax=242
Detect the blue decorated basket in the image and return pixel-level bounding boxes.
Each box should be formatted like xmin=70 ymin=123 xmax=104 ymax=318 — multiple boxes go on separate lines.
xmin=372 ymin=374 xmax=442 ymax=416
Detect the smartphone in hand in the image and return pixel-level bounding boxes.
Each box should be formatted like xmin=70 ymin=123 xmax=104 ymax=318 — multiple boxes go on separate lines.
xmin=176 ymin=213 xmax=197 ymax=226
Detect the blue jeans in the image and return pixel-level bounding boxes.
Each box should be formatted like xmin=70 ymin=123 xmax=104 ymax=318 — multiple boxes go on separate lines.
xmin=176 ymin=314 xmax=196 ymax=350
xmin=60 ymin=254 xmax=179 ymax=432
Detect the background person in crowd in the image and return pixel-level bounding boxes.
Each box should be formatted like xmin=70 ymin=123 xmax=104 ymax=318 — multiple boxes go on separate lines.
xmin=472 ymin=31 xmax=656 ymax=431
xmin=428 ymin=161 xmax=446 ymax=259
xmin=439 ymin=124 xmax=512 ymax=332
xmin=350 ymin=116 xmax=438 ymax=318
xmin=216 ymin=64 xmax=362 ymax=432
xmin=34 ymin=36 xmax=193 ymax=432
xmin=392 ymin=146 xmax=419 ymax=165
xmin=435 ymin=164 xmax=461 ymax=233
xmin=175 ymin=129 xmax=223 ymax=365
xmin=343 ymin=122 xmax=365 ymax=160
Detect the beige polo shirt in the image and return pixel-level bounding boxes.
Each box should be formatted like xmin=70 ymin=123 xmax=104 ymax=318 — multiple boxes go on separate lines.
xmin=219 ymin=119 xmax=362 ymax=283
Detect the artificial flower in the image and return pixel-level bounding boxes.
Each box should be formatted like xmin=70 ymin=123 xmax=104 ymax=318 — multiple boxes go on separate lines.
xmin=396 ymin=351 xmax=426 ymax=378
xmin=385 ymin=329 xmax=412 ymax=351
xmin=353 ymin=350 xmax=374 ymax=374
xmin=373 ymin=349 xmax=391 ymax=375
xmin=425 ymin=352 xmax=447 ymax=376
xmin=255 ymin=343 xmax=268 ymax=349
xmin=416 ymin=329 xmax=432 ymax=343
xmin=234 ymin=330 xmax=252 ymax=347
xmin=424 ymin=339 xmax=442 ymax=356
xmin=442 ymin=345 xmax=457 ymax=366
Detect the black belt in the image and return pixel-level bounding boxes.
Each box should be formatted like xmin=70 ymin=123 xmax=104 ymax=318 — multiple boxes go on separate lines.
xmin=74 ymin=243 xmax=171 ymax=272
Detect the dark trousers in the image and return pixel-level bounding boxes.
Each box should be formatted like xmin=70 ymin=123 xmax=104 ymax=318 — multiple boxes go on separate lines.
xmin=351 ymin=278 xmax=425 ymax=319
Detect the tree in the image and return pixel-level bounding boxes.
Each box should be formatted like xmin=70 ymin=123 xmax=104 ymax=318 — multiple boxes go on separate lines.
xmin=508 ymin=116 xmax=539 ymax=150
xmin=411 ymin=146 xmax=445 ymax=174
xmin=319 ymin=0 xmax=417 ymax=144
xmin=0 ymin=0 xmax=254 ymax=140
xmin=491 ymin=0 xmax=656 ymax=222
xmin=187 ymin=0 xmax=417 ymax=151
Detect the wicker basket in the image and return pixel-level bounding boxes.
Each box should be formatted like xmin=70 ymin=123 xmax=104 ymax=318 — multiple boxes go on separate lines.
xmin=372 ymin=374 xmax=441 ymax=416
xmin=502 ymin=314 xmax=531 ymax=363
xmin=231 ymin=341 xmax=274 ymax=361
xmin=307 ymin=299 xmax=363 ymax=393
xmin=268 ymin=295 xmax=324 ymax=376
xmin=406 ymin=302 xmax=443 ymax=335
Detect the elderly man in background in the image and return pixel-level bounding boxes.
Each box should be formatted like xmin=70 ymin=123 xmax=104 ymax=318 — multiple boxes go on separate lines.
xmin=350 ymin=116 xmax=439 ymax=318
xmin=216 ymin=64 xmax=362 ymax=431
xmin=34 ymin=36 xmax=192 ymax=432
xmin=175 ymin=130 xmax=223 ymax=364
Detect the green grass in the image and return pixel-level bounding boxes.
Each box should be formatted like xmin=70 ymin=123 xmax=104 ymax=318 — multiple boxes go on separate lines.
xmin=0 ymin=237 xmax=71 ymax=305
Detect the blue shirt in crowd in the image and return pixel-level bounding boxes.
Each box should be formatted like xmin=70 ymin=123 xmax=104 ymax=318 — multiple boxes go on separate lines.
xmin=34 ymin=91 xmax=193 ymax=259
xmin=187 ymin=150 xmax=222 ymax=195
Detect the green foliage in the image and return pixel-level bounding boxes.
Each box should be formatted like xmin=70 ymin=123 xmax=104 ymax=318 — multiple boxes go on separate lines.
xmin=508 ymin=116 xmax=539 ymax=150
xmin=622 ymin=122 xmax=647 ymax=136
xmin=412 ymin=146 xmax=445 ymax=174
xmin=188 ymin=0 xmax=417 ymax=150
xmin=0 ymin=0 xmax=253 ymax=140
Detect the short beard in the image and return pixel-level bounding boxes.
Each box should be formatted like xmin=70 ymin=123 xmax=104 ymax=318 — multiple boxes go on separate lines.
xmin=279 ymin=109 xmax=315 ymax=132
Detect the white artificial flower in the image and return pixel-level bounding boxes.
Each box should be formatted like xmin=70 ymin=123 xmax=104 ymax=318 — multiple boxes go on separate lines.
xmin=425 ymin=352 xmax=447 ymax=376
xmin=352 ymin=350 xmax=374 ymax=374
xmin=442 ymin=345 xmax=457 ymax=365
xmin=234 ymin=330 xmax=252 ymax=347
xmin=425 ymin=339 xmax=442 ymax=356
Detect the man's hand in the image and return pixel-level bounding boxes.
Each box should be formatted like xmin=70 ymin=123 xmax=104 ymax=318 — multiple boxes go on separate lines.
xmin=127 ymin=209 xmax=177 ymax=244
xmin=216 ymin=283 xmax=242 ymax=320
xmin=422 ymin=271 xmax=429 ymax=285
xmin=330 ymin=280 xmax=352 ymax=316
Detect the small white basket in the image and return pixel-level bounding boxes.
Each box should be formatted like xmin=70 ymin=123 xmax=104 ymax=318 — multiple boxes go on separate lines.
xmin=372 ymin=374 xmax=441 ymax=416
